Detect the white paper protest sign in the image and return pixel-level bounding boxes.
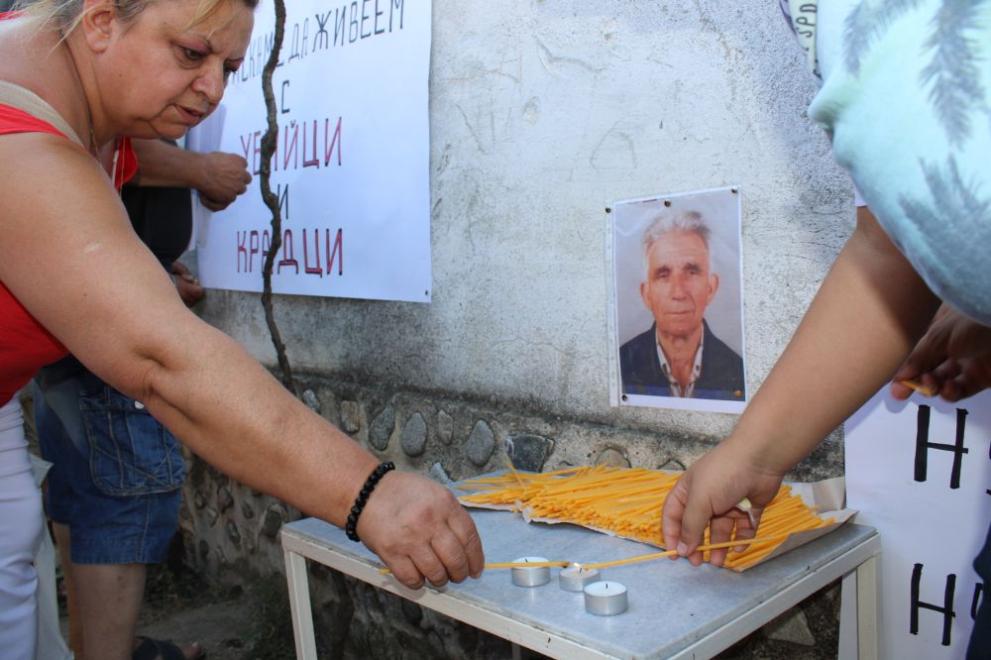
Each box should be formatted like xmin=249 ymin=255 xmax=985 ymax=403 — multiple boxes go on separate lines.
xmin=844 ymin=390 xmax=991 ymax=658
xmin=189 ymin=0 xmax=432 ymax=302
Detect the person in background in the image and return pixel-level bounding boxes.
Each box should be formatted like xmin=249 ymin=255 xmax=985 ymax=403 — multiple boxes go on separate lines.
xmin=0 ymin=3 xmax=484 ymax=659
xmin=662 ymin=2 xmax=991 ymax=657
xmin=34 ymin=139 xmax=249 ymax=660
xmin=620 ymin=210 xmax=745 ymax=402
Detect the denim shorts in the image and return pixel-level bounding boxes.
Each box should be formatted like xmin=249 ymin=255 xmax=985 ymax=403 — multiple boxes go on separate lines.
xmin=33 ymin=373 xmax=185 ymax=565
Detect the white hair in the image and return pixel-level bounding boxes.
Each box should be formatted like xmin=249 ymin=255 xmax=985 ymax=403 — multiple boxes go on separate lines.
xmin=641 ymin=210 xmax=712 ymax=278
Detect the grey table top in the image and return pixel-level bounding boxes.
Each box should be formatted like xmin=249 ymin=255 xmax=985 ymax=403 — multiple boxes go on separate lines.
xmin=284 ymin=507 xmax=876 ymax=659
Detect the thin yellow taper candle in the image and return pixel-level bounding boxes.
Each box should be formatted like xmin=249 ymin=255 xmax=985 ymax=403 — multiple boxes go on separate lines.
xmin=376 ymin=532 xmax=795 ymax=575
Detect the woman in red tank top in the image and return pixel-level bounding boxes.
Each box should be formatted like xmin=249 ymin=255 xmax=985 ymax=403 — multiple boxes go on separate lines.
xmin=0 ymin=107 xmax=138 ymax=407
xmin=0 ymin=4 xmax=482 ymax=659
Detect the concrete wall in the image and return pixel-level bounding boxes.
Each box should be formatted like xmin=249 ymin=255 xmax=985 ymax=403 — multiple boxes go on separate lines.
xmin=183 ymin=0 xmax=856 ymax=656
xmin=200 ymin=0 xmax=854 ymax=440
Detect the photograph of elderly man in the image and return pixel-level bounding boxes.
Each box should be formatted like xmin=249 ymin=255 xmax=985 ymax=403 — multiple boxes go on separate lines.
xmin=620 ymin=210 xmax=745 ymax=401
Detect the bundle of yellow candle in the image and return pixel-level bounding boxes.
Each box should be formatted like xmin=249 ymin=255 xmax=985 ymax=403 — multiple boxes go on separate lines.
xmin=458 ymin=466 xmax=836 ymax=571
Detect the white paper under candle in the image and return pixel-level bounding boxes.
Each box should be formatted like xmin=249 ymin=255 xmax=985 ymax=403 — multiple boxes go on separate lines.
xmin=583 ymin=580 xmax=628 ymax=615
xmin=558 ymin=565 xmax=601 ymax=592
xmin=511 ymin=557 xmax=550 ymax=587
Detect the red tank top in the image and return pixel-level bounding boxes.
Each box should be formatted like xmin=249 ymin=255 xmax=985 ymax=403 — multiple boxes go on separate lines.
xmin=0 ymin=103 xmax=138 ymax=405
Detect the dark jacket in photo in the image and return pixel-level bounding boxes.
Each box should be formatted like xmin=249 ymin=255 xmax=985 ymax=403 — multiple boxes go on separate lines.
xmin=619 ymin=321 xmax=746 ymax=401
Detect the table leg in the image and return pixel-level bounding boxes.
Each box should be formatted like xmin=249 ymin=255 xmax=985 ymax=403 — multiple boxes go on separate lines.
xmin=285 ymin=548 xmax=318 ymax=660
xmin=855 ymin=555 xmax=879 ymax=660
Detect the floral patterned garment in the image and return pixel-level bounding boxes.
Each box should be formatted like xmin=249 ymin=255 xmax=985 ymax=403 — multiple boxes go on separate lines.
xmin=792 ymin=0 xmax=991 ymax=324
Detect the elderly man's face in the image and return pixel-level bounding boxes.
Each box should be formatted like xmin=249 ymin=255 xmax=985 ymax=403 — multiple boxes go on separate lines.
xmin=640 ymin=230 xmax=719 ymax=339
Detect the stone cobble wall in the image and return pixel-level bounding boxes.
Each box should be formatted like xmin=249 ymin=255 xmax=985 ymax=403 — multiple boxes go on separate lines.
xmin=179 ymin=372 xmax=843 ymax=658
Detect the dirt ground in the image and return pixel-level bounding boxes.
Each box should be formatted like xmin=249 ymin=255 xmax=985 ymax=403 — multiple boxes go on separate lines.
xmin=135 ymin=596 xmax=254 ymax=660
xmin=58 ymin=561 xmax=297 ymax=660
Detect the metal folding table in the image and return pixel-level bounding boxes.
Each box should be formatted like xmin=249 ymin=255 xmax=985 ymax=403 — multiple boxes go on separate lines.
xmin=281 ymin=507 xmax=879 ymax=659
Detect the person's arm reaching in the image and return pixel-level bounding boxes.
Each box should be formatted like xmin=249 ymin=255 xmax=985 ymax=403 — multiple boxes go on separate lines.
xmin=662 ymin=207 xmax=941 ymax=566
xmin=130 ymin=138 xmax=251 ymax=211
xmin=0 ymin=134 xmax=482 ymax=589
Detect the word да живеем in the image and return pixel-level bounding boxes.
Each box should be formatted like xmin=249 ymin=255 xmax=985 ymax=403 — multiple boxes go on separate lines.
xmin=233 ymin=0 xmax=408 ymax=85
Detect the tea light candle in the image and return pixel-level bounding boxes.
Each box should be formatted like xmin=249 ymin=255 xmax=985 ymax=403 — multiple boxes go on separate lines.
xmin=583 ymin=580 xmax=628 ymax=616
xmin=511 ymin=557 xmax=551 ymax=587
xmin=558 ymin=565 xmax=601 ymax=592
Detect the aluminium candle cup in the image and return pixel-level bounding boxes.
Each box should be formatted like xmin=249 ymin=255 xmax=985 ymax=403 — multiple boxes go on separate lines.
xmin=583 ymin=580 xmax=628 ymax=616
xmin=558 ymin=565 xmax=601 ymax=592
xmin=510 ymin=557 xmax=551 ymax=587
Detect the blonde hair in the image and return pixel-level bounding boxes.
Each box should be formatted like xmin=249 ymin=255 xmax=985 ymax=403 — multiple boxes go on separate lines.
xmin=16 ymin=0 xmax=258 ymax=33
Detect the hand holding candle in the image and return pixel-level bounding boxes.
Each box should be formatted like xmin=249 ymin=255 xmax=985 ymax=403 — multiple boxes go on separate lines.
xmin=377 ymin=532 xmax=795 ymax=576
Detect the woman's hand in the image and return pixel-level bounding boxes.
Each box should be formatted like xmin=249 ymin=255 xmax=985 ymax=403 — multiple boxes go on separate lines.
xmin=662 ymin=441 xmax=784 ymax=567
xmin=194 ymin=151 xmax=251 ymax=211
xmin=891 ymin=303 xmax=991 ymax=402
xmin=356 ymin=471 xmax=485 ymax=589
xmin=170 ymin=261 xmax=204 ymax=307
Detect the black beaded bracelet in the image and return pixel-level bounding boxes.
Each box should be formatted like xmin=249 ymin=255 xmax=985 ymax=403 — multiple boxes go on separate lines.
xmin=345 ymin=461 xmax=395 ymax=542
